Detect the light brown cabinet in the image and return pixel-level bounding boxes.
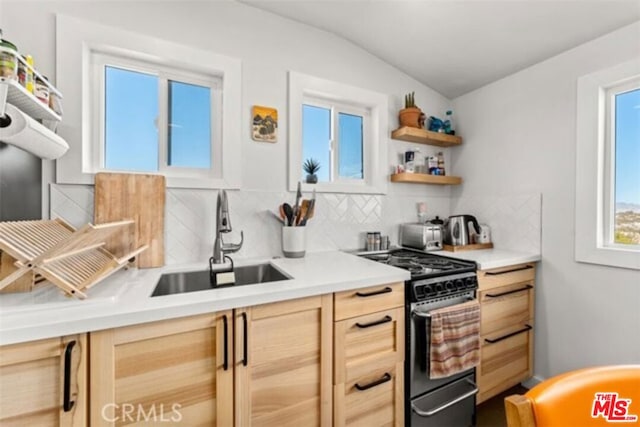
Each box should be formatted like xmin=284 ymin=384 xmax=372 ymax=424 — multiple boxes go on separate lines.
xmin=234 ymin=295 xmax=333 ymax=427
xmin=476 ymin=263 xmax=536 ymax=404
xmin=90 ymin=295 xmax=332 ymax=426
xmin=0 ymin=334 xmax=87 ymax=427
xmin=90 ymin=311 xmax=232 ymax=426
xmin=333 ymin=282 xmax=405 ymax=427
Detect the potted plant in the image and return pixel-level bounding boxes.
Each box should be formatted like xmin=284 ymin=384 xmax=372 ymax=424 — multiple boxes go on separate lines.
xmin=399 ymin=91 xmax=422 ymax=128
xmin=303 ymin=158 xmax=321 ymax=184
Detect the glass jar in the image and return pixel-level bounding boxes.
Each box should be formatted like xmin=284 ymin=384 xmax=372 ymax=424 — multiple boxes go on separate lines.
xmin=0 ymin=38 xmax=18 ymax=79
xmin=34 ymin=76 xmax=50 ymax=105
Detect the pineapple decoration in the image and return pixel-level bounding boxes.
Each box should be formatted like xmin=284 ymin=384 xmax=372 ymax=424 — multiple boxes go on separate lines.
xmin=303 ymin=158 xmax=321 ymax=184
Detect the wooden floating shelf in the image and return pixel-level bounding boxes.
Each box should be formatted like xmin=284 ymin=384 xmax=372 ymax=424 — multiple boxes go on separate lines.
xmin=390 ymin=172 xmax=462 ymax=185
xmin=391 ymin=126 xmax=462 ymax=147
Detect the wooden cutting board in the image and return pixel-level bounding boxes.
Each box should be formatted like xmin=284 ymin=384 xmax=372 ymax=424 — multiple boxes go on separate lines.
xmin=94 ymin=173 xmax=166 ymax=268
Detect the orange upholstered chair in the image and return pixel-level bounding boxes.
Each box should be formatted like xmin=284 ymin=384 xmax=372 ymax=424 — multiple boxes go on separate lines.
xmin=505 ymin=365 xmax=640 ymax=427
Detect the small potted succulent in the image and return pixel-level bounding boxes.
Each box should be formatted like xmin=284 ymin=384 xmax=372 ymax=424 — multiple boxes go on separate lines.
xmin=303 ymin=158 xmax=321 ymax=184
xmin=399 ymin=91 xmax=422 ymax=128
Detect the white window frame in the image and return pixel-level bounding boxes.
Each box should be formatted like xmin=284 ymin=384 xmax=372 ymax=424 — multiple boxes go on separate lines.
xmin=289 ymin=71 xmax=388 ymax=194
xmin=302 ymin=95 xmax=370 ymax=184
xmin=575 ymin=58 xmax=640 ymax=270
xmin=91 ymin=52 xmax=223 ymax=179
xmin=56 ymin=14 xmax=242 ymax=189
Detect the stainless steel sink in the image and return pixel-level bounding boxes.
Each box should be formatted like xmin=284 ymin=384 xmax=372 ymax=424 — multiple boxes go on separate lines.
xmin=151 ymin=263 xmax=291 ymax=297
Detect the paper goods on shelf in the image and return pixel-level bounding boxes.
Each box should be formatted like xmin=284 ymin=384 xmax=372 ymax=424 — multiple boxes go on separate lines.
xmin=0 ymin=102 xmax=68 ymax=159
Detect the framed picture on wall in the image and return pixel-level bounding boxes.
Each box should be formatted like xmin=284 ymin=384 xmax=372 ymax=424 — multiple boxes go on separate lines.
xmin=252 ymin=105 xmax=278 ymax=142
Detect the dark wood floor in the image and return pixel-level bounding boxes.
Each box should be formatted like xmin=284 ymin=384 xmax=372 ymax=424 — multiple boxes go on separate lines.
xmin=476 ymin=384 xmax=529 ymax=427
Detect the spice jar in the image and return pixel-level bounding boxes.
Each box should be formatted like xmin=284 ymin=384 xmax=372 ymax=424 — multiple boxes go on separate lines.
xmin=0 ymin=36 xmax=18 ymax=79
xmin=34 ymin=76 xmax=50 ymax=105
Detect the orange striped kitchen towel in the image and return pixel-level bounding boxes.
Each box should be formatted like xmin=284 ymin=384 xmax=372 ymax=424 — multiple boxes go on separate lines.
xmin=429 ymin=300 xmax=480 ymax=379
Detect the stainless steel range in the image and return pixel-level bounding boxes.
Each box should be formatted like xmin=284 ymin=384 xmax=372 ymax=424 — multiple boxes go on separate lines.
xmin=362 ymin=249 xmax=479 ymax=427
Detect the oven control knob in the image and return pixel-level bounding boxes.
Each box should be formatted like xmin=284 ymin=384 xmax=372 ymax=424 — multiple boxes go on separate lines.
xmin=465 ymin=277 xmax=476 ymax=287
xmin=445 ymin=281 xmax=455 ymax=290
xmin=434 ymin=283 xmax=444 ymax=292
xmin=454 ymin=279 xmax=464 ymax=289
xmin=423 ymin=285 xmax=435 ymax=296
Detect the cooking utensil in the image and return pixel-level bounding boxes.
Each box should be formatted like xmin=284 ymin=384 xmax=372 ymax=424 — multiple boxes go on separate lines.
xmin=297 ymin=201 xmax=308 ymax=226
xmin=282 ymin=203 xmax=294 ymax=226
xmin=94 ymin=173 xmax=166 ymax=268
xmin=279 ymin=204 xmax=287 ymax=222
xmin=299 ymin=198 xmax=315 ymax=226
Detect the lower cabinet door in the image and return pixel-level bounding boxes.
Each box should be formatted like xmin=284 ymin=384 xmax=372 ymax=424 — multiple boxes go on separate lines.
xmin=334 ymin=361 xmax=404 ymax=427
xmin=234 ymin=295 xmax=333 ymax=427
xmin=0 ymin=334 xmax=87 ymax=427
xmin=89 ymin=312 xmax=233 ymax=426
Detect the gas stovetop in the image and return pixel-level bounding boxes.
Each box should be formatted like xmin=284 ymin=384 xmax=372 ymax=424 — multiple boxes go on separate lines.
xmin=362 ymin=249 xmax=476 ymax=280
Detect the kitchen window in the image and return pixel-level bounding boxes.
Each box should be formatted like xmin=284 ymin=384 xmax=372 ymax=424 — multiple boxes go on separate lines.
xmin=92 ymin=53 xmax=221 ymax=179
xmin=302 ymin=98 xmax=368 ymax=183
xmin=56 ymin=15 xmax=242 ymax=189
xmin=575 ymin=59 xmax=640 ymax=270
xmin=288 ymin=71 xmax=388 ymax=194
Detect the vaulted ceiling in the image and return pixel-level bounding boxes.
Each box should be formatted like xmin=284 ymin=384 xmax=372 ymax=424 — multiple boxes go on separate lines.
xmin=241 ymin=0 xmax=640 ymax=98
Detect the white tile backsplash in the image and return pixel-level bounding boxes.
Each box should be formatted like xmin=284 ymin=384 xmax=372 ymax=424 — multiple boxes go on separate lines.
xmin=450 ymin=193 xmax=542 ymax=254
xmin=50 ymin=184 xmax=541 ymax=262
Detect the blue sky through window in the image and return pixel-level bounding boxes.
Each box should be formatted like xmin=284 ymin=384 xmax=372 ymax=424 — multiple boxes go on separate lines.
xmin=615 ymin=88 xmax=640 ymax=207
xmin=338 ymin=113 xmax=363 ymax=179
xmin=168 ymin=80 xmax=211 ymax=169
xmin=105 ymin=66 xmax=158 ymax=172
xmin=302 ymin=104 xmax=331 ymax=181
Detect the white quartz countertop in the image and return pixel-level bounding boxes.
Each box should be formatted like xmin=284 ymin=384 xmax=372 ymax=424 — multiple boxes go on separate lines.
xmin=439 ymin=248 xmax=541 ymax=270
xmin=0 ymin=251 xmax=410 ymax=346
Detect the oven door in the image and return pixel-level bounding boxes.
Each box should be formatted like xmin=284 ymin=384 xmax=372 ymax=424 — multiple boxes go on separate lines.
xmin=408 ymin=294 xmax=476 ymax=395
xmin=411 ymin=373 xmax=477 ymax=427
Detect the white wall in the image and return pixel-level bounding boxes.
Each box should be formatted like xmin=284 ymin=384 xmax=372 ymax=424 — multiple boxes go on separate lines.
xmin=0 ymin=0 xmax=456 ymax=255
xmin=452 ymin=22 xmax=640 ymax=378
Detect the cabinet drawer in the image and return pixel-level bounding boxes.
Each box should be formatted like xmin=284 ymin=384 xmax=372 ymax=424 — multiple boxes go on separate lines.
xmin=477 ymin=263 xmax=535 ymax=291
xmin=480 ymin=283 xmax=533 ymax=335
xmin=334 ymin=282 xmax=404 ymax=321
xmin=334 ymin=361 xmax=404 ymax=427
xmin=477 ymin=323 xmax=533 ymax=404
xmin=335 ymin=307 xmax=404 ymax=384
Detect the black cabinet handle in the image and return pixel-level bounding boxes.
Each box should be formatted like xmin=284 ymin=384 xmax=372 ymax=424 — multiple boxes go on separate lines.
xmin=241 ymin=312 xmax=248 ymax=367
xmin=63 ymin=340 xmax=76 ymax=412
xmin=356 ymin=287 xmax=392 ymax=298
xmin=485 ymin=285 xmax=533 ymax=298
xmin=485 ymin=265 xmax=533 ymax=276
xmin=355 ymin=372 xmax=392 ymax=391
xmin=484 ymin=325 xmax=532 ymax=344
xmin=356 ymin=315 xmax=392 ymax=329
xmin=222 ymin=315 xmax=228 ymax=371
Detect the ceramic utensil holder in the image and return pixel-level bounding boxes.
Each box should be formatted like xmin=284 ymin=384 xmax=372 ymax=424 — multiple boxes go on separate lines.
xmin=282 ymin=226 xmax=306 ymax=258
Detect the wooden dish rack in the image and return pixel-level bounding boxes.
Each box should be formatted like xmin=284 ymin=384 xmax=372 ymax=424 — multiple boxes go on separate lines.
xmin=0 ymin=218 xmax=147 ymax=299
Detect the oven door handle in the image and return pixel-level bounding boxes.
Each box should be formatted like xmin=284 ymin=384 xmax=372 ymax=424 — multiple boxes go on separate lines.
xmin=411 ymin=296 xmax=476 ymax=319
xmin=411 ymin=379 xmax=478 ymax=417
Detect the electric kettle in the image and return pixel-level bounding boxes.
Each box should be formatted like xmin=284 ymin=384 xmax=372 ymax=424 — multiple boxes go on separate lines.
xmin=444 ymin=215 xmax=482 ymax=246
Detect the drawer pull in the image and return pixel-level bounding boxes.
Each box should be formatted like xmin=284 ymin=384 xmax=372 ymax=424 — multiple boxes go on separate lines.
xmin=356 ymin=315 xmax=392 ymax=329
xmin=484 ymin=324 xmax=532 ymax=344
xmin=485 ymin=265 xmax=533 ymax=276
xmin=354 ymin=372 xmax=392 ymax=391
xmin=356 ymin=286 xmax=392 ymax=298
xmin=63 ymin=340 xmax=76 ymax=412
xmin=485 ymin=284 xmax=533 ymax=298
